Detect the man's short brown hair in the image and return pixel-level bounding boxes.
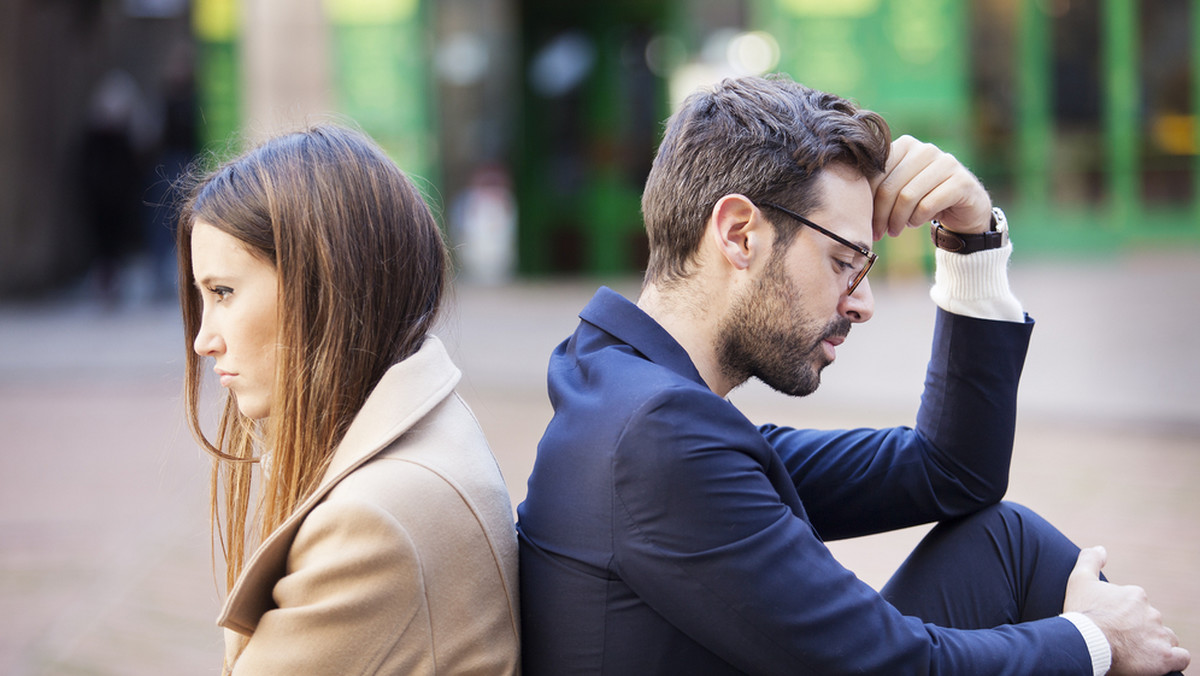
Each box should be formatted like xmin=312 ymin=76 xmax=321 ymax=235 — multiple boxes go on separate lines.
xmin=641 ymin=75 xmax=891 ymax=285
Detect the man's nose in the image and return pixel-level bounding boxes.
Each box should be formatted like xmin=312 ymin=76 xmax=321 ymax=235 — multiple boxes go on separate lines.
xmin=840 ymin=278 xmax=874 ymax=323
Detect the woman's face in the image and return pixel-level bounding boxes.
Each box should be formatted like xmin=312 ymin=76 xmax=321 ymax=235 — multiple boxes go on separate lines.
xmin=190 ymin=221 xmax=280 ymax=420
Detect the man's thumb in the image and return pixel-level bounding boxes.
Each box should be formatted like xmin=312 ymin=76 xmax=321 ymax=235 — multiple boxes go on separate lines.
xmin=1072 ymin=545 xmax=1108 ymax=580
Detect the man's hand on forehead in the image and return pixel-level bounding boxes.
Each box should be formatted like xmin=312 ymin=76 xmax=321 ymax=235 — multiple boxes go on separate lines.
xmin=869 ymin=135 xmax=993 ymax=241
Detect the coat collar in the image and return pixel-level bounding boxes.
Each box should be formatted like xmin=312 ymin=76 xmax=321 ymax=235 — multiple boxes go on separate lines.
xmin=217 ymin=336 xmax=461 ymax=634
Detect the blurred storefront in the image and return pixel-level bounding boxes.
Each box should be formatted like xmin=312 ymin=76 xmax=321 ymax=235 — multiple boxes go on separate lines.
xmin=1 ymin=0 xmax=1197 ymax=295
xmin=509 ymin=0 xmax=1200 ymax=274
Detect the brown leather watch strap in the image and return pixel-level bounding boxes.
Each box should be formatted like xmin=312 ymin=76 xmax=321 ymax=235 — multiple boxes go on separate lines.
xmin=930 ymin=207 xmax=1008 ymax=254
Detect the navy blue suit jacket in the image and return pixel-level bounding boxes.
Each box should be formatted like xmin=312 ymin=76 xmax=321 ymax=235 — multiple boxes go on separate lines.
xmin=517 ymin=287 xmax=1093 ymax=675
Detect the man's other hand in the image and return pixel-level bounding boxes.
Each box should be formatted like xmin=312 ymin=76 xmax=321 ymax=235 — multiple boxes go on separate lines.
xmin=1065 ymin=546 xmax=1190 ymax=675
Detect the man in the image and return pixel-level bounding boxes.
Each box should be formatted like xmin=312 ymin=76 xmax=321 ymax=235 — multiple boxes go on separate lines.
xmin=516 ymin=76 xmax=1189 ymax=675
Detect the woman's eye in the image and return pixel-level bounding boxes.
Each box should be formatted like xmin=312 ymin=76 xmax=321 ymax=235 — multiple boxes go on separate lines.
xmin=209 ymin=286 xmax=233 ymax=300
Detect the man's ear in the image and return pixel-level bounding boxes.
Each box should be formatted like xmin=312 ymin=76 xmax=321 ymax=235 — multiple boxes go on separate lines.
xmin=709 ymin=194 xmax=768 ymax=271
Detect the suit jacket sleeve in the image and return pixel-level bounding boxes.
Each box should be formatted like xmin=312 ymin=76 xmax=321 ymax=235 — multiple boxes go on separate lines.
xmin=611 ymin=381 xmax=1089 ymax=675
xmin=608 ymin=309 xmax=1094 ymax=674
xmin=230 ymin=497 xmax=430 ymax=676
xmin=760 ymin=309 xmax=1036 ymax=540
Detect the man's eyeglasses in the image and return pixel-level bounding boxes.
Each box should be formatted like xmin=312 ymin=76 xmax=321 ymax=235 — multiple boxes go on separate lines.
xmin=759 ymin=201 xmax=877 ymax=295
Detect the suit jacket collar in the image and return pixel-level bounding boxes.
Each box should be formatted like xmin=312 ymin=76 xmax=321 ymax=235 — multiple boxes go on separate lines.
xmin=579 ymin=287 xmax=707 ymax=388
xmin=218 ymin=335 xmax=461 ymax=634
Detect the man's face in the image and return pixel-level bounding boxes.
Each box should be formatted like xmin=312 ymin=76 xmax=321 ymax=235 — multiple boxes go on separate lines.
xmin=717 ymin=250 xmax=848 ymax=396
xmin=716 ymin=164 xmax=875 ymax=396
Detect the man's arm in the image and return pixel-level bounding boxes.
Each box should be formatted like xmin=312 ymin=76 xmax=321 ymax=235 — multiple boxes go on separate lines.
xmin=762 ymin=307 xmax=1033 ymax=540
xmin=871 ymin=135 xmax=1190 ymax=676
xmin=612 ymin=386 xmax=1096 ymax=675
xmin=762 ymin=136 xmax=1033 ymax=533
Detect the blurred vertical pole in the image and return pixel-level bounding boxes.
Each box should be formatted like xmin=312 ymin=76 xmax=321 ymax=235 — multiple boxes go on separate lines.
xmin=242 ymin=0 xmax=334 ymax=142
xmin=584 ymin=24 xmax=624 ymax=275
xmin=1017 ymin=0 xmax=1051 ymax=213
xmin=581 ymin=21 xmax=647 ymax=275
xmin=194 ymin=0 xmax=242 ymax=155
xmin=1102 ymin=0 xmax=1138 ymax=230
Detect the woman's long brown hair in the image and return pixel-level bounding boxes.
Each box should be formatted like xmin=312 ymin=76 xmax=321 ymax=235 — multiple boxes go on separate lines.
xmin=176 ymin=125 xmax=447 ymax=598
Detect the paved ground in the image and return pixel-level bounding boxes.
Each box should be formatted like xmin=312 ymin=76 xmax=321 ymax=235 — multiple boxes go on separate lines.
xmin=1 ymin=250 xmax=1197 ymax=674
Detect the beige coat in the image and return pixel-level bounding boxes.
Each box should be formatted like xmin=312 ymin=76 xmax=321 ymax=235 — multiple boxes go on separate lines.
xmin=218 ymin=337 xmax=521 ymax=675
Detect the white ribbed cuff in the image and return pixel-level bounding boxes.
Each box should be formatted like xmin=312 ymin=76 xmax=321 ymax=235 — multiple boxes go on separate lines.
xmin=1061 ymin=612 xmax=1112 ymax=676
xmin=929 ymin=242 xmax=1025 ymax=322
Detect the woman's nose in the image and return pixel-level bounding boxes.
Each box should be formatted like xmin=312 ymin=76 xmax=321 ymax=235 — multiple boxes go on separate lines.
xmin=193 ymin=317 xmax=223 ymax=357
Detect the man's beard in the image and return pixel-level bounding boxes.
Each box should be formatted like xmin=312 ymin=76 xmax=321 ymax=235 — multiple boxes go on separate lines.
xmin=716 ymin=257 xmax=851 ymax=397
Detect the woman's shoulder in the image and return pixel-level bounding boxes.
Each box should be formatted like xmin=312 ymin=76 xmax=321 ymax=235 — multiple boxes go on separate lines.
xmin=329 ymin=392 xmax=513 ymax=532
xmin=342 ymin=391 xmax=503 ymax=492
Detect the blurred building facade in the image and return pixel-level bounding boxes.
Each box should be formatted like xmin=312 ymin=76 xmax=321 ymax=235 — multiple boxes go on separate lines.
xmin=1 ymin=0 xmax=1197 ymax=296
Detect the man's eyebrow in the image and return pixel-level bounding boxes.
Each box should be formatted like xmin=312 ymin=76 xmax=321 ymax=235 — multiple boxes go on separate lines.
xmin=830 ymin=232 xmax=872 ymax=256
xmin=846 ymin=225 xmax=873 ymax=254
xmin=840 ymin=222 xmax=874 ymax=254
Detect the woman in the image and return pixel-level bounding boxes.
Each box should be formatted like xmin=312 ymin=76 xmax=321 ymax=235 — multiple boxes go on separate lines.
xmin=177 ymin=125 xmax=521 ymax=674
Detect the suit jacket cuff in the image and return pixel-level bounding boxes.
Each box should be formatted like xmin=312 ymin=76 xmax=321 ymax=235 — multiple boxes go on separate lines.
xmin=1061 ymin=611 xmax=1113 ymax=676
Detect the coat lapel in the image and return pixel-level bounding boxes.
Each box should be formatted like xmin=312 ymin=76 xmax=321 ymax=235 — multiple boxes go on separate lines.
xmin=217 ymin=336 xmax=461 ymax=634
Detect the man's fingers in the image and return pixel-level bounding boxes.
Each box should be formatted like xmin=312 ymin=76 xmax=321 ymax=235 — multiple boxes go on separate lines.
xmin=871 ymin=135 xmax=990 ymax=239
xmin=1168 ymin=645 xmax=1191 ymax=672
xmin=1071 ymin=545 xmax=1107 ymax=580
xmin=882 ymin=159 xmax=952 ymax=236
xmin=870 ymin=135 xmax=919 ymax=238
xmin=1064 ymin=547 xmax=1191 ymax=674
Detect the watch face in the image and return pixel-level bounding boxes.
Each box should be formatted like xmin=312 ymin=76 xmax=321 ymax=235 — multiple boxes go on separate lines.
xmin=991 ymin=207 xmax=1008 ymax=234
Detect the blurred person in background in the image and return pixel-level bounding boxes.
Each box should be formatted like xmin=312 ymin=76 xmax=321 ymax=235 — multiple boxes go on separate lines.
xmin=517 ymin=75 xmax=1189 ymax=676
xmin=79 ymin=69 xmax=146 ymax=306
xmin=177 ymin=125 xmax=520 ymax=674
xmin=449 ymin=163 xmax=518 ymax=285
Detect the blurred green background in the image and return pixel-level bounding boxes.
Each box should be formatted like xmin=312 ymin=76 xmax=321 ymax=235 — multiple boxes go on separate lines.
xmin=2 ymin=0 xmax=1197 ymax=297
xmin=2 ymin=4 xmax=1197 ymax=673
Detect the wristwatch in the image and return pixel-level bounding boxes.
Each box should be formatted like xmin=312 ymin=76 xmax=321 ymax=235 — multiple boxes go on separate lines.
xmin=930 ymin=207 xmax=1008 ymax=254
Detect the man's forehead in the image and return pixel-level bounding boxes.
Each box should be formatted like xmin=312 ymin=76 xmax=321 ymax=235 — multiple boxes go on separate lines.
xmin=809 ymin=170 xmax=873 ymax=231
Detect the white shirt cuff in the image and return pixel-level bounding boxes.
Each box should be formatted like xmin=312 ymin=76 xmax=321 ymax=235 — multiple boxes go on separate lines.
xmin=1061 ymin=611 xmax=1113 ymax=676
xmin=929 ymin=241 xmax=1025 ymax=322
